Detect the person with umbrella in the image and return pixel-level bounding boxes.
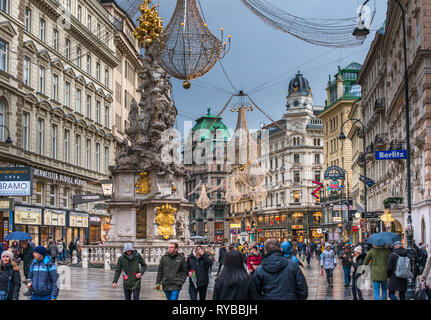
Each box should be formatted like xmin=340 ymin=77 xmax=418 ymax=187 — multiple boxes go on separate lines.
xmin=362 ymin=232 xmax=396 ymax=300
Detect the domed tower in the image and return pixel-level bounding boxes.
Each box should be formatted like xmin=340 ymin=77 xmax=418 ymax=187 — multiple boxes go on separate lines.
xmin=286 ymin=71 xmax=313 ymax=114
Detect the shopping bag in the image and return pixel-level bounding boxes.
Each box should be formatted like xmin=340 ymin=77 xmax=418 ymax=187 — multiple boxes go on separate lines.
xmin=321 ymin=268 xmax=324 ymax=276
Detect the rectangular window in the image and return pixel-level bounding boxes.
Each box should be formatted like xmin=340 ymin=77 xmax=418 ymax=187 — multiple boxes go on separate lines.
xmin=51 ymin=124 xmax=57 ymax=159
xmin=104 ymin=106 xmax=109 ymax=128
xmin=105 ymin=68 xmax=109 ymax=87
xmin=53 ymin=29 xmax=58 ymax=51
xmin=417 ymin=18 xmax=421 ymax=47
xmin=293 ymin=154 xmax=300 ymax=164
xmin=77 ymin=5 xmax=82 ymax=21
xmin=65 ymin=81 xmax=70 ymax=107
xmin=95 ymin=143 xmax=100 ymax=172
xmin=315 ymin=153 xmax=320 ymax=164
xmin=35 ymin=182 xmax=43 ymax=205
xmin=87 ymin=14 xmax=92 ymax=31
xmin=96 ymin=62 xmax=100 ymax=81
xmin=314 ymin=171 xmax=321 ymax=182
xmin=419 ymin=82 xmax=423 ymax=117
xmin=49 ymin=185 xmax=56 ymax=206
xmin=38 ymin=65 xmax=45 ymax=94
xmin=86 ymin=95 xmax=91 ymax=118
xmin=293 ymin=191 xmax=300 ymax=203
xmin=76 ymin=88 xmax=81 ymax=113
xmin=96 ymin=101 xmax=100 ymax=123
xmin=64 ymin=129 xmax=69 ymax=163
xmin=294 ymin=171 xmax=300 ymax=183
xmin=22 ymin=112 xmax=29 ymax=151
xmin=60 ymin=187 xmax=69 ymax=208
xmin=97 ymin=22 xmax=101 ymax=39
xmin=24 ymin=57 xmax=30 ymax=86
xmin=65 ymin=39 xmax=70 ymax=60
xmin=0 ymin=39 xmax=6 ymax=72
xmin=38 ymin=118 xmax=44 ymax=155
xmin=86 ymin=139 xmax=91 ymax=169
xmin=76 ymin=47 xmax=81 ymax=68
xmin=25 ymin=7 xmax=31 ymax=32
xmin=86 ymin=55 xmax=91 ymax=74
xmin=52 ymin=74 xmax=58 ymax=100
xmin=39 ymin=19 xmax=45 ymax=42
xmin=75 ymin=134 xmax=81 ymax=166
xmin=104 ymin=146 xmax=109 ymax=173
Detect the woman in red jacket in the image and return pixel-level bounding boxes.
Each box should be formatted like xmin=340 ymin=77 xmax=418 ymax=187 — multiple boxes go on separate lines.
xmin=247 ymin=246 xmax=262 ymax=275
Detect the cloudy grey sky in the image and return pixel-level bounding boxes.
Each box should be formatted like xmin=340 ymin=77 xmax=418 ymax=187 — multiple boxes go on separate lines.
xmin=123 ymin=0 xmax=388 ymax=135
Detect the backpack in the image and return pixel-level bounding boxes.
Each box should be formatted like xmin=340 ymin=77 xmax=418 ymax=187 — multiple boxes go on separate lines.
xmin=394 ymin=253 xmax=411 ymax=279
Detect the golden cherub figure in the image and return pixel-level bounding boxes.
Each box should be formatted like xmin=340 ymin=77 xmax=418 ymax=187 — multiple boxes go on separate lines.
xmin=133 ymin=0 xmax=164 ymax=49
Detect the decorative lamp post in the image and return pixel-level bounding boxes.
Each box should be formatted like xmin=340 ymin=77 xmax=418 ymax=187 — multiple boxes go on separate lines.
xmin=356 ymin=0 xmax=414 ymax=299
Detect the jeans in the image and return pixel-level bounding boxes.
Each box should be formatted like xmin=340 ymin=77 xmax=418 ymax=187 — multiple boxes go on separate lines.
xmin=124 ymin=288 xmax=140 ymax=300
xmin=389 ymin=290 xmax=405 ymax=300
xmin=189 ymin=283 xmax=208 ymax=300
xmin=31 ymin=295 xmax=51 ymax=300
xmin=351 ymin=277 xmax=363 ymax=300
xmin=325 ymin=268 xmax=334 ymax=283
xmin=342 ymin=266 xmax=351 ymax=285
xmin=306 ymin=257 xmax=311 ymax=265
xmin=164 ymin=290 xmax=180 ymax=300
xmin=373 ymin=280 xmax=388 ymax=300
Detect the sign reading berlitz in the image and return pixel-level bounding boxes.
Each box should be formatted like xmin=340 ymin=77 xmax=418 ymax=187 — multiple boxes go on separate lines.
xmin=0 ymin=167 xmax=32 ymax=196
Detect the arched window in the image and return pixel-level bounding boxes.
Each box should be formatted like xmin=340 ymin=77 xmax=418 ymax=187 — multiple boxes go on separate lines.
xmin=0 ymin=100 xmax=5 ymax=141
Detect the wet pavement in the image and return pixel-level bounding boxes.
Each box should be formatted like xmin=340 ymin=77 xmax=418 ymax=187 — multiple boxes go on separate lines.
xmin=17 ymin=254 xmax=375 ymax=300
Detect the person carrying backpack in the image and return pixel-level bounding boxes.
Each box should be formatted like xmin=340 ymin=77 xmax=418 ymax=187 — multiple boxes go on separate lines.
xmin=387 ymin=241 xmax=410 ymax=300
xmin=112 ymin=243 xmax=147 ymax=300
xmin=281 ymin=241 xmax=303 ymax=267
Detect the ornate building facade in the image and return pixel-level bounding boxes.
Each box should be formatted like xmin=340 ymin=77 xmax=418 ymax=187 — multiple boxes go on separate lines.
xmin=252 ymin=72 xmax=324 ymax=243
xmin=0 ymin=0 xmax=118 ymax=245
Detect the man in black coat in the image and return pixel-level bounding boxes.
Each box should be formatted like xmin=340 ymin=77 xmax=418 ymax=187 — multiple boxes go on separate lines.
xmin=187 ymin=245 xmax=213 ymax=300
xmin=387 ymin=241 xmax=408 ymax=300
xmin=251 ymin=239 xmax=308 ymax=300
xmin=216 ymin=244 xmax=227 ymax=276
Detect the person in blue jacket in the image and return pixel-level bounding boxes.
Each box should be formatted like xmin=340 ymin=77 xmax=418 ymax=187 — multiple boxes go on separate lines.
xmin=281 ymin=241 xmax=303 ymax=267
xmin=27 ymin=246 xmax=59 ymax=300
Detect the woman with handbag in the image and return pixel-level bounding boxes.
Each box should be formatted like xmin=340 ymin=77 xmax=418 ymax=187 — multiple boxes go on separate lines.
xmin=420 ymin=253 xmax=431 ymax=299
xmin=0 ymin=251 xmax=21 ymax=300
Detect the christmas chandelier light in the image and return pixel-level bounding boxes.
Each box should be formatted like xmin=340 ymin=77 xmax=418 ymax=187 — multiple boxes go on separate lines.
xmin=196 ymin=185 xmax=212 ymax=210
xmin=239 ymin=0 xmax=376 ymax=48
xmin=150 ymin=0 xmax=231 ymax=89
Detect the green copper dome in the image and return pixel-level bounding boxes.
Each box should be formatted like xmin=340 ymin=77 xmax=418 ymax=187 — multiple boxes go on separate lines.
xmin=192 ymin=108 xmax=230 ymax=141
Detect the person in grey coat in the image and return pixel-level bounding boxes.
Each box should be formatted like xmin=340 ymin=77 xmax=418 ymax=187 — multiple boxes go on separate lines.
xmin=320 ymin=243 xmax=337 ymax=287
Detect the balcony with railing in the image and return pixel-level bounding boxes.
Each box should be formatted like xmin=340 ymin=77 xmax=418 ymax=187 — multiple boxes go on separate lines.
xmin=374 ymin=133 xmax=387 ymax=150
xmin=389 ymin=139 xmax=404 ymax=151
xmin=374 ymin=98 xmax=385 ymax=113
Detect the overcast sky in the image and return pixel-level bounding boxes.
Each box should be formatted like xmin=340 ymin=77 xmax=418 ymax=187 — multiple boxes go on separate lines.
xmin=121 ymin=0 xmax=387 ymax=136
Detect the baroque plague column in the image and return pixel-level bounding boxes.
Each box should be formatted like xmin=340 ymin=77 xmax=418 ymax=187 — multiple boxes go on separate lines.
xmin=106 ymin=51 xmax=192 ymax=245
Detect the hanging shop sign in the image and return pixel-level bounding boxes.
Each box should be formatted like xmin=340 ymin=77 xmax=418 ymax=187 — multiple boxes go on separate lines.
xmin=69 ymin=212 xmax=89 ymax=228
xmin=14 ymin=206 xmax=42 ymax=225
xmin=0 ymin=199 xmax=13 ymax=211
xmin=72 ymin=194 xmax=104 ymax=205
xmin=332 ymin=216 xmax=342 ymax=222
xmin=326 ymin=181 xmax=344 ymax=192
xmin=230 ymin=224 xmax=241 ymax=229
xmin=0 ymin=166 xmax=33 ymax=196
xmin=316 ymin=229 xmax=322 ymax=234
xmin=324 ymin=166 xmax=345 ymax=180
xmin=292 ymin=225 xmax=303 ymax=230
xmin=90 ymin=216 xmax=101 ymax=223
xmin=33 ymin=168 xmax=87 ymax=187
xmin=44 ymin=209 xmax=66 ymax=226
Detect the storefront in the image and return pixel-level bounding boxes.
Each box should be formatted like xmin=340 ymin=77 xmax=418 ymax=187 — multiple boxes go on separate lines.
xmin=67 ymin=211 xmax=89 ymax=246
xmin=214 ymin=221 xmax=224 ymax=243
xmin=0 ymin=199 xmax=13 ymax=241
xmin=13 ymin=206 xmax=42 ymax=246
xmin=230 ymin=223 xmax=241 ymax=242
xmin=89 ymin=215 xmax=101 ymax=244
xmin=101 ymin=217 xmax=111 ymax=242
xmin=256 ymin=228 xmax=289 ymax=243
xmin=309 ymin=227 xmax=324 ymax=242
xmin=42 ymin=209 xmax=66 ymax=246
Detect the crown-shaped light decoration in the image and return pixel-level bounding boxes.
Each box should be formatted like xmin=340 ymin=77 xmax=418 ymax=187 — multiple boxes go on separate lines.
xmin=150 ymin=0 xmax=231 ymax=89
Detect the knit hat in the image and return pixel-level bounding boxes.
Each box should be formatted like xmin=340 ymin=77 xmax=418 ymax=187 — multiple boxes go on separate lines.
xmin=393 ymin=241 xmax=403 ymax=247
xmin=1 ymin=250 xmax=13 ymax=260
xmin=354 ymin=246 xmax=362 ymax=253
xmin=33 ymin=246 xmax=47 ymax=257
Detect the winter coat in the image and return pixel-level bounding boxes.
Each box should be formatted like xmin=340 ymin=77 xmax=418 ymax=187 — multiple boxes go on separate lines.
xmin=387 ymin=248 xmax=408 ymax=292
xmin=113 ymin=252 xmax=147 ymax=290
xmin=420 ymin=255 xmax=431 ymax=286
xmin=363 ymin=247 xmax=390 ymax=282
xmin=0 ymin=262 xmax=21 ymax=300
xmin=320 ymin=250 xmax=336 ymax=270
xmin=20 ymin=245 xmax=34 ymax=265
xmin=281 ymin=241 xmax=300 ymax=265
xmin=351 ymin=253 xmax=366 ymax=279
xmin=339 ymin=250 xmax=353 ymax=267
xmin=29 ymin=255 xmax=59 ymax=299
xmin=156 ymin=252 xmax=187 ymax=291
xmin=213 ymin=275 xmax=259 ymax=300
xmin=247 ymin=253 xmax=262 ymax=272
xmin=187 ymin=252 xmax=213 ymax=288
xmin=48 ymin=243 xmax=58 ymax=258
xmin=218 ymin=247 xmax=227 ymax=264
xmin=251 ymin=251 xmax=308 ymax=300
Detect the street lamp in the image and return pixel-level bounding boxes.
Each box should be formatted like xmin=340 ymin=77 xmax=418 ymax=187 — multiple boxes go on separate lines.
xmin=0 ymin=125 xmax=12 ymax=144
xmin=339 ymin=118 xmax=367 ymax=243
xmin=356 ymin=0 xmax=414 ymax=299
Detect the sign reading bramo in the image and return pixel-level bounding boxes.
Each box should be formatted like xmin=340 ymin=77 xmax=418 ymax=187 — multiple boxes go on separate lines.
xmin=0 ymin=167 xmax=33 ymax=196
xmin=33 ymin=168 xmax=87 ymax=187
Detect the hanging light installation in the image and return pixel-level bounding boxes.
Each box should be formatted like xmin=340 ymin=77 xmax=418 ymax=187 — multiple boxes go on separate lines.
xmin=225 ymin=176 xmax=242 ymax=204
xmin=239 ymin=161 xmax=267 ymax=188
xmin=249 ymin=184 xmax=267 ymax=204
xmin=150 ymin=0 xmax=231 ymax=89
xmin=196 ymin=185 xmax=212 ymax=210
xmin=239 ymin=0 xmax=376 ymax=48
xmin=133 ymin=0 xmax=164 ymax=49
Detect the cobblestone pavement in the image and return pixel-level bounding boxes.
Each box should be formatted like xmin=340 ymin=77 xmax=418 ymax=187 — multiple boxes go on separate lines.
xmin=17 ymin=254 xmax=375 ymax=300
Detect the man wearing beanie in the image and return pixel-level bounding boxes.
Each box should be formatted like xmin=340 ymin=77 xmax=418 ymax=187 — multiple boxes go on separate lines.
xmin=27 ymin=246 xmax=59 ymax=300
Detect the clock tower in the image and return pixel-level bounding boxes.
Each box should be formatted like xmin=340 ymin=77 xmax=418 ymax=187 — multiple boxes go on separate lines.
xmin=285 ymin=71 xmax=314 ymax=117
